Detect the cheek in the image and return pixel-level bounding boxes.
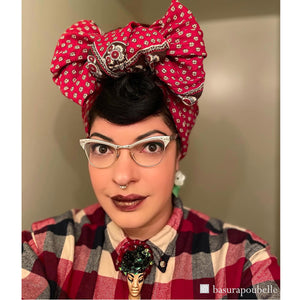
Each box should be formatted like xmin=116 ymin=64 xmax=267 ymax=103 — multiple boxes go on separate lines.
xmin=88 ymin=166 xmax=108 ymax=193
xmin=152 ymin=168 xmax=174 ymax=187
xmin=149 ymin=157 xmax=177 ymax=191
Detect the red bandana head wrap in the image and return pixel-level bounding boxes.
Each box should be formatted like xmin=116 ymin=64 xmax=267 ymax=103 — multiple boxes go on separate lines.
xmin=50 ymin=0 xmax=207 ymax=158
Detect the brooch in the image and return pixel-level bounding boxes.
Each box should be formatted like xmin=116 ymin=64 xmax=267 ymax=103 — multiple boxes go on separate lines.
xmin=117 ymin=239 xmax=154 ymax=299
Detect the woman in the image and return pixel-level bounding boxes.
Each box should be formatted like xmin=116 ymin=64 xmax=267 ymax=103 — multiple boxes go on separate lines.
xmin=22 ymin=0 xmax=280 ymax=298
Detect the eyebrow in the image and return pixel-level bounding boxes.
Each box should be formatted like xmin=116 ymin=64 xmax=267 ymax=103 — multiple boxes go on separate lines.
xmin=89 ymin=132 xmax=114 ymax=143
xmin=135 ymin=130 xmax=168 ymax=141
xmin=90 ymin=130 xmax=168 ymax=144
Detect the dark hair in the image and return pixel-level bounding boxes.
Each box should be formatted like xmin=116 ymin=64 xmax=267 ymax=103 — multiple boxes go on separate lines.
xmin=88 ymin=70 xmax=181 ymax=151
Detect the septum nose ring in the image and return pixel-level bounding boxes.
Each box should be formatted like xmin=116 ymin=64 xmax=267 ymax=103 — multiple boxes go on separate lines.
xmin=120 ymin=185 xmax=127 ymax=190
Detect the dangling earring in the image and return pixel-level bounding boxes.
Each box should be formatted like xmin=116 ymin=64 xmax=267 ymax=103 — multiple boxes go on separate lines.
xmin=174 ymin=170 xmax=186 ymax=186
xmin=172 ymin=170 xmax=186 ymax=197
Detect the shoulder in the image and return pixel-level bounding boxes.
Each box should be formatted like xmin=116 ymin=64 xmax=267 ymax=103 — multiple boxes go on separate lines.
xmin=23 ymin=203 xmax=105 ymax=253
xmin=31 ymin=202 xmax=104 ymax=231
xmin=181 ymin=206 xmax=269 ymax=258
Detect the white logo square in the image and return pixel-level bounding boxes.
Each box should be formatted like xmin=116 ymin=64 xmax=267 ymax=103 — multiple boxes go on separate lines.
xmin=200 ymin=284 xmax=209 ymax=294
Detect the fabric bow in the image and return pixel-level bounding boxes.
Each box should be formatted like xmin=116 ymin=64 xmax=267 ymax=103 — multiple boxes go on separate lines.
xmin=50 ymin=0 xmax=207 ymax=158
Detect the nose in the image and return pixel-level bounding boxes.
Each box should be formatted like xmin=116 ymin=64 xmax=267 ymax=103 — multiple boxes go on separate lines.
xmin=112 ymin=149 xmax=139 ymax=187
xmin=132 ymin=277 xmax=138 ymax=288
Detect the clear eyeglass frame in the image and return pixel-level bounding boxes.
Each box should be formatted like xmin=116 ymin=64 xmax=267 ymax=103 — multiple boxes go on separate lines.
xmin=79 ymin=134 xmax=178 ymax=168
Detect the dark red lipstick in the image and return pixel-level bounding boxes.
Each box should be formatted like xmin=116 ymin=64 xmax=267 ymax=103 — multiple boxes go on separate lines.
xmin=111 ymin=194 xmax=147 ymax=211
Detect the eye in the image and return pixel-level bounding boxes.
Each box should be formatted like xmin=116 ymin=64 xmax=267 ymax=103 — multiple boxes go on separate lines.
xmin=142 ymin=142 xmax=164 ymax=153
xmin=138 ymin=277 xmax=144 ymax=283
xmin=90 ymin=143 xmax=113 ymax=155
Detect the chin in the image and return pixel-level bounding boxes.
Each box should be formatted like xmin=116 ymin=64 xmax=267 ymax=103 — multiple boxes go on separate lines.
xmin=115 ymin=215 xmax=149 ymax=230
xmin=103 ymin=200 xmax=151 ymax=227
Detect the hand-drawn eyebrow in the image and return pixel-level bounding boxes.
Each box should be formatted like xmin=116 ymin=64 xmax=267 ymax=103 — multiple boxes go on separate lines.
xmin=89 ymin=130 xmax=168 ymax=144
xmin=135 ymin=130 xmax=168 ymax=141
xmin=89 ymin=132 xmax=114 ymax=143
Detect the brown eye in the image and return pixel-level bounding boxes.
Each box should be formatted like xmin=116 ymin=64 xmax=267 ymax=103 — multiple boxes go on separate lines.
xmin=143 ymin=142 xmax=164 ymax=153
xmin=98 ymin=145 xmax=108 ymax=154
xmin=148 ymin=143 xmax=157 ymax=152
xmin=90 ymin=143 xmax=113 ymax=155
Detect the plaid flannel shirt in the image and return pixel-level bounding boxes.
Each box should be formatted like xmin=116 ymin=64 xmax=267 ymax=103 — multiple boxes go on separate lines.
xmin=22 ymin=197 xmax=280 ymax=299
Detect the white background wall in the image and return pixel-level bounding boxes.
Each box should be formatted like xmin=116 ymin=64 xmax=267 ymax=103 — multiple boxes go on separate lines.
xmin=22 ymin=0 xmax=279 ymax=259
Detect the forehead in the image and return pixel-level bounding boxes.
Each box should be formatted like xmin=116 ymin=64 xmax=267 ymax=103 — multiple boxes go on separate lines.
xmin=128 ymin=273 xmax=144 ymax=278
xmin=90 ymin=115 xmax=173 ymax=142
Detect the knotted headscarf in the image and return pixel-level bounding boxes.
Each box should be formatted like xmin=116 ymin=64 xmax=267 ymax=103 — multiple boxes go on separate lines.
xmin=50 ymin=0 xmax=207 ymax=158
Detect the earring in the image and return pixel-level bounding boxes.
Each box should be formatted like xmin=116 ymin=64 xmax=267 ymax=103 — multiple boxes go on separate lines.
xmin=173 ymin=170 xmax=186 ymax=198
xmin=174 ymin=170 xmax=186 ymax=186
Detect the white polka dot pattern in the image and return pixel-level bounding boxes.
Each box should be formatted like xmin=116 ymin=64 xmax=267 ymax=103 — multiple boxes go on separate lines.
xmin=50 ymin=0 xmax=207 ymax=158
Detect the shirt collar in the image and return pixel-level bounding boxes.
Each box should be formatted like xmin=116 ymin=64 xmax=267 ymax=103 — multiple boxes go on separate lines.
xmin=104 ymin=196 xmax=183 ymax=273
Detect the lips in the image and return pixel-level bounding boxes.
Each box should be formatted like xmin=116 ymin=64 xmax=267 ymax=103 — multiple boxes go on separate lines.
xmin=111 ymin=194 xmax=147 ymax=211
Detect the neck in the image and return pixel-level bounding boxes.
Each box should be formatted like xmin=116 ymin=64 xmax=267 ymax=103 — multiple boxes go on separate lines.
xmin=123 ymin=227 xmax=156 ymax=241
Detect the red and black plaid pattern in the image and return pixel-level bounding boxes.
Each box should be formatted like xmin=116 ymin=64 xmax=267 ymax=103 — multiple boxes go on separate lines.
xmin=22 ymin=198 xmax=280 ymax=299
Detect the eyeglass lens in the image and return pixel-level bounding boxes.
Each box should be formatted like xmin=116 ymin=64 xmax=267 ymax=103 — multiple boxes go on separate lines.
xmin=84 ymin=139 xmax=166 ymax=168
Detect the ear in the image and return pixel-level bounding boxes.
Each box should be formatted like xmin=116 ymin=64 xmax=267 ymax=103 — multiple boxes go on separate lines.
xmin=175 ymin=153 xmax=181 ymax=171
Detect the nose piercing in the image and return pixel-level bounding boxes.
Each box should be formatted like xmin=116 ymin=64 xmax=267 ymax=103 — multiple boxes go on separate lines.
xmin=120 ymin=185 xmax=127 ymax=190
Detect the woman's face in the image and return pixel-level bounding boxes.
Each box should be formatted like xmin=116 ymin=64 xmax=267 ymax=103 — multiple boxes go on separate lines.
xmin=127 ymin=273 xmax=144 ymax=299
xmin=88 ymin=115 xmax=180 ymax=239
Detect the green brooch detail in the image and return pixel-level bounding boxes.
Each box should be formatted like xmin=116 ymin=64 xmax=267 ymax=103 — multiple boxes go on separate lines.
xmin=117 ymin=239 xmax=154 ymax=276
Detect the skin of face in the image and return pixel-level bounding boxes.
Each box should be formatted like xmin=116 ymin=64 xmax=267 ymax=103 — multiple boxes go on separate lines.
xmin=127 ymin=273 xmax=144 ymax=299
xmin=88 ymin=115 xmax=180 ymax=240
